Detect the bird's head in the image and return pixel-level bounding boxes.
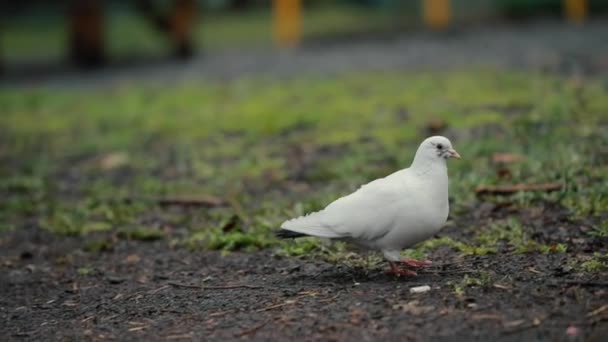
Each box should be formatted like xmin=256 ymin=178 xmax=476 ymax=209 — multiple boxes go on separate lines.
xmin=412 ymin=136 xmax=461 ymax=167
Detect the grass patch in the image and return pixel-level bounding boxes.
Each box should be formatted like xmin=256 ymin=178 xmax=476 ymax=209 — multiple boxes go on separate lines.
xmin=580 ymin=253 xmax=608 ymax=273
xmin=588 ymin=221 xmax=608 ymax=238
xmin=450 ymin=272 xmax=493 ymax=296
xmin=1 ymin=69 xmax=606 ymax=259
xmin=278 ymin=238 xmax=322 ymax=257
xmin=77 ymin=266 xmax=94 ymax=276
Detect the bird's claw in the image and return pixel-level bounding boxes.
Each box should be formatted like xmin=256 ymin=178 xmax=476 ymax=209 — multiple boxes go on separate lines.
xmin=399 ymin=259 xmax=432 ymax=269
xmin=386 ymin=268 xmax=418 ymax=277
xmin=387 ymin=261 xmax=419 ymax=277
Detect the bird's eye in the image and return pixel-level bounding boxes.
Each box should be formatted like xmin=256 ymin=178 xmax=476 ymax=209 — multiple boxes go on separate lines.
xmin=437 ymin=143 xmax=443 ymax=149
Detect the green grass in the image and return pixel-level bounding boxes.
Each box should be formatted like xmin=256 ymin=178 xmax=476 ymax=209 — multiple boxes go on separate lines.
xmin=1 ymin=69 xmax=607 ymax=264
xmin=579 ymin=253 xmax=608 ymax=272
xmin=450 ymin=272 xmax=493 ymax=296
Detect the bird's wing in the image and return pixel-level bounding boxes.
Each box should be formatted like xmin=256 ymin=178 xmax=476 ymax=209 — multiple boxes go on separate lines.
xmin=281 ymin=169 xmax=409 ymax=240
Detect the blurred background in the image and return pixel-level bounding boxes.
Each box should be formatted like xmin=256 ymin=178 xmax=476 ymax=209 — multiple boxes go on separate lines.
xmin=1 ymin=0 xmax=607 ymax=80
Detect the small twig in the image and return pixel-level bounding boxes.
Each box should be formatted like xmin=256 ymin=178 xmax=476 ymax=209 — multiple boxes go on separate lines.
xmin=203 ymin=284 xmax=263 ymax=290
xmin=475 ymin=182 xmax=562 ymax=196
xmin=167 ymin=282 xmax=202 ymax=289
xmin=148 ymin=285 xmax=170 ymax=294
xmin=234 ymin=320 xmax=270 ymax=338
xmin=471 ymin=313 xmax=503 ymax=321
xmin=167 ymin=282 xmax=263 ymax=290
xmin=318 ymin=293 xmax=342 ymax=303
xmin=493 ymin=283 xmax=514 ymax=290
xmin=255 ymin=300 xmax=297 ymax=313
xmin=502 ymin=314 xmax=547 ymax=335
xmin=587 ymin=304 xmax=608 ymax=317
xmin=80 ymin=316 xmax=95 ymax=323
xmin=128 ymin=326 xmax=148 ymax=332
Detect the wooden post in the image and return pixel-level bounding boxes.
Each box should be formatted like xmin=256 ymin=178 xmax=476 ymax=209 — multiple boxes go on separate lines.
xmin=273 ymin=0 xmax=301 ymax=48
xmin=423 ymin=0 xmax=450 ymax=30
xmin=169 ymin=0 xmax=197 ymax=58
xmin=69 ymin=0 xmax=105 ymax=67
xmin=564 ymin=0 xmax=587 ymax=24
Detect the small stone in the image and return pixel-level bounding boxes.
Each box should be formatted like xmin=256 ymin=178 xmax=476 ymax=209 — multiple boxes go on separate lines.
xmin=410 ymin=285 xmax=431 ymax=294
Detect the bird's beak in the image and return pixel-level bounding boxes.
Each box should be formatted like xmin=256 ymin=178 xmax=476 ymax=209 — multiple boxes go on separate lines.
xmin=448 ymin=148 xmax=461 ymax=159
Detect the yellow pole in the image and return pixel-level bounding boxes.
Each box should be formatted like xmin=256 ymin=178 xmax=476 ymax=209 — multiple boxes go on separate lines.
xmin=564 ymin=0 xmax=587 ymax=24
xmin=273 ymin=0 xmax=302 ymax=48
xmin=423 ymin=0 xmax=450 ymax=30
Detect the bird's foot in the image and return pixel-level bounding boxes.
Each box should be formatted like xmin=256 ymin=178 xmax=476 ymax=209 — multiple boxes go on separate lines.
xmin=386 ymin=268 xmax=418 ymax=277
xmin=399 ymin=259 xmax=432 ymax=269
xmin=386 ymin=262 xmax=418 ymax=277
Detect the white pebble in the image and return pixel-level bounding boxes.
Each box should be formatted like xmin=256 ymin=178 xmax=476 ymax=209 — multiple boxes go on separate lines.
xmin=409 ymin=285 xmax=431 ymax=294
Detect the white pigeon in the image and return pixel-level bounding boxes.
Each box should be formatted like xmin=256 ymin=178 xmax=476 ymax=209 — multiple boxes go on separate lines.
xmin=276 ymin=136 xmax=461 ymax=276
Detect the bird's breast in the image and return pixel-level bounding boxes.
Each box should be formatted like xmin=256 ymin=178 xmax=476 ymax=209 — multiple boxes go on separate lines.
xmin=379 ymin=178 xmax=449 ymax=249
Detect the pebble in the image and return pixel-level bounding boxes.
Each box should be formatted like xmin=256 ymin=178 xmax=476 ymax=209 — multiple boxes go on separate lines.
xmin=410 ymin=285 xmax=431 ymax=294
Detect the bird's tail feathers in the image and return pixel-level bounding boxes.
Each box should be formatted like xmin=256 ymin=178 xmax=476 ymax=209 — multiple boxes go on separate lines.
xmin=275 ymin=229 xmax=308 ymax=239
xmin=279 ymin=211 xmax=342 ymax=239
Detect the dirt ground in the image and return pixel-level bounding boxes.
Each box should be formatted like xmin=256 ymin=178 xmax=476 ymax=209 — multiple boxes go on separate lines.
xmin=1 ymin=201 xmax=606 ymax=341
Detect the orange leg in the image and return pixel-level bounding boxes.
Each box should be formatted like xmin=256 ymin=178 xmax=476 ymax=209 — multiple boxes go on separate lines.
xmin=400 ymin=259 xmax=432 ymax=269
xmin=386 ymin=261 xmax=418 ymax=277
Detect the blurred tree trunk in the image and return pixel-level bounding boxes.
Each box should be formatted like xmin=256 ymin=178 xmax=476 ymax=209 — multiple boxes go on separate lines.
xmin=69 ymin=0 xmax=105 ymax=68
xmin=170 ymin=0 xmax=196 ymax=58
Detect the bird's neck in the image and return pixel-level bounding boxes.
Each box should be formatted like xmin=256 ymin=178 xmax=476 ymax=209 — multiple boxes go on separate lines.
xmin=410 ymin=155 xmax=447 ymax=179
xmin=410 ymin=158 xmax=449 ymax=207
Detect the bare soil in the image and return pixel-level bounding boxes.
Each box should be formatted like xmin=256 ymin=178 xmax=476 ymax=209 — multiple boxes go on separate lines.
xmin=2 ymin=202 xmax=606 ymax=341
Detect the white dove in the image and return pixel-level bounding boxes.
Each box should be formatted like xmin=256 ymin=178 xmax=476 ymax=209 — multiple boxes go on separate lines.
xmin=276 ymin=136 xmax=461 ymax=276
